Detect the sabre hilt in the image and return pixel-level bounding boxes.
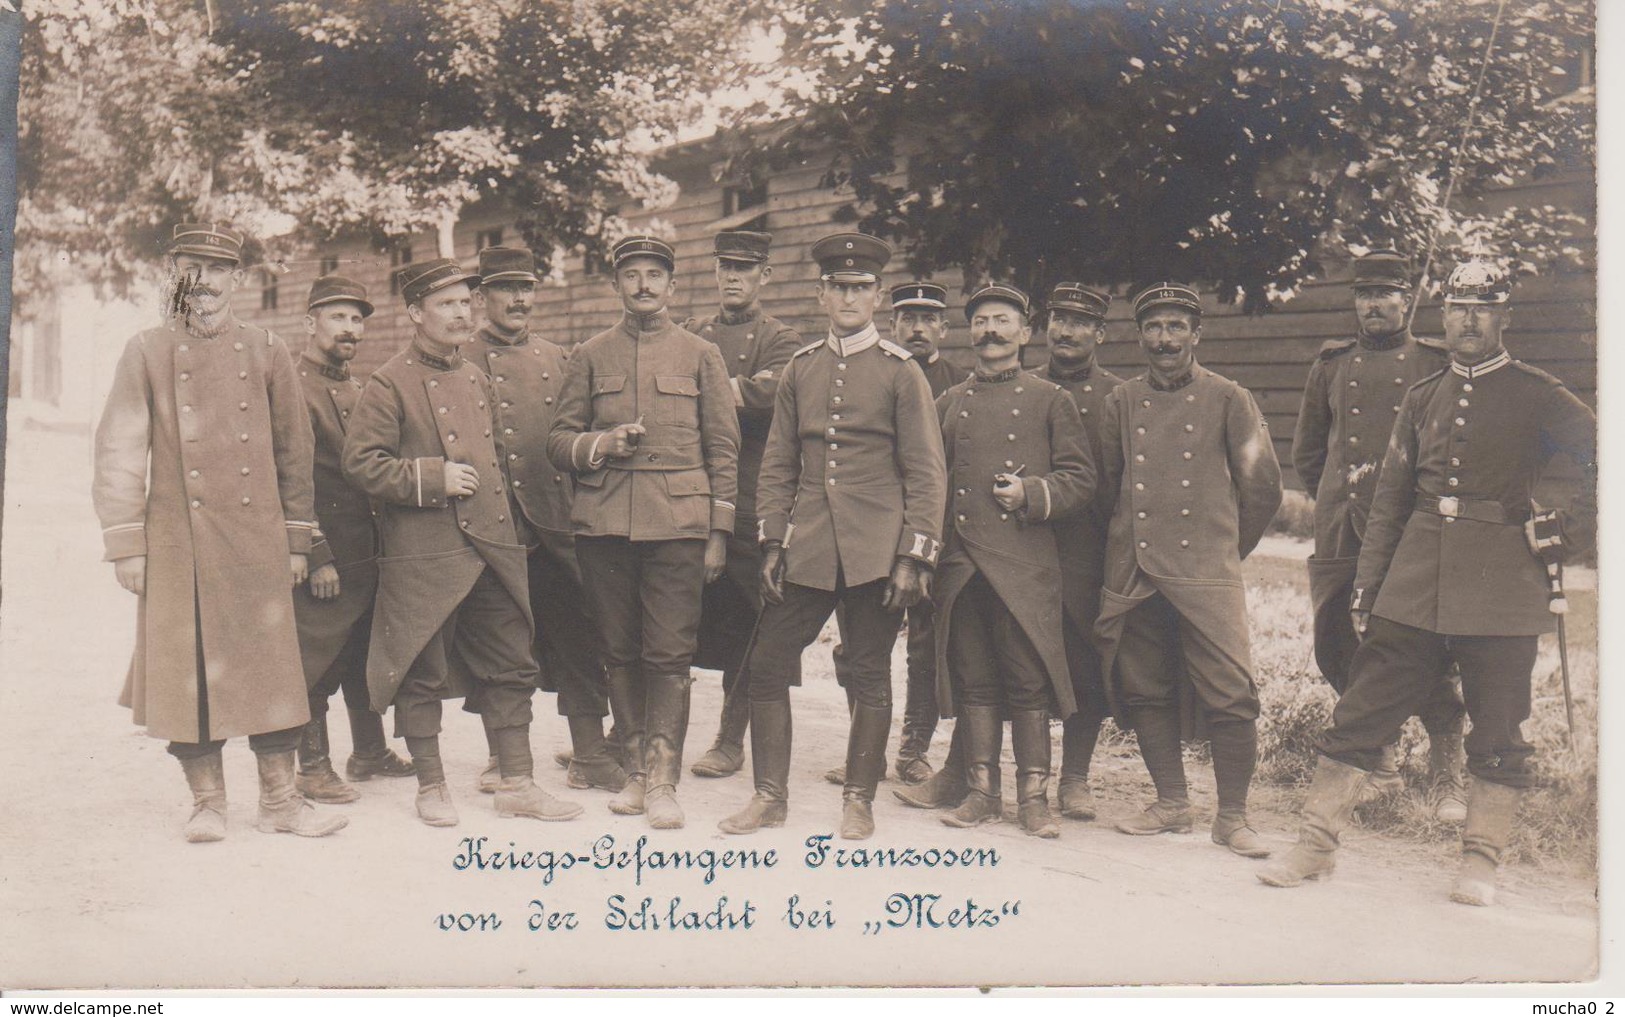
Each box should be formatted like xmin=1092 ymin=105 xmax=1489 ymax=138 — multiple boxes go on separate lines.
xmin=1545 ymin=560 xmax=1569 ymax=616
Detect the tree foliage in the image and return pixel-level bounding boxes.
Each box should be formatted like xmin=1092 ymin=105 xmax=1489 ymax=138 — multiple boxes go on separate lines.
xmin=17 ymin=0 xmax=766 ymax=307
xmin=738 ymin=0 xmax=1594 ymax=311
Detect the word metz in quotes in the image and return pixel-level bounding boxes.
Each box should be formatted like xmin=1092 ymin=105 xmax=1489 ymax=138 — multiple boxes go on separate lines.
xmin=435 ymin=833 xmax=1018 ymax=935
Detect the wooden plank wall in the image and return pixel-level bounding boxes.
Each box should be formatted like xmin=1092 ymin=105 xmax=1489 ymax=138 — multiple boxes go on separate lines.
xmin=236 ymin=153 xmax=1595 ymax=491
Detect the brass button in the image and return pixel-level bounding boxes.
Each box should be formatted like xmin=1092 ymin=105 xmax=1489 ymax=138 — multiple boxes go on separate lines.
xmin=191 ymin=499 xmax=201 ymax=509
xmin=180 ymin=372 xmax=190 ymax=381
xmin=1135 ymin=482 xmax=1145 ymax=491
xmin=239 ymin=433 xmax=249 ymax=442
xmin=1459 ymin=398 xmax=1470 ymax=408
xmin=1448 ymin=477 xmax=1459 ymax=487
xmin=545 ymin=397 xmax=553 ymax=405
xmin=182 ymin=405 xmax=192 ymax=413
xmin=1182 ymin=452 xmax=1193 ymax=460
xmin=1181 ymin=479 xmax=1191 ymax=487
xmin=1135 ymin=454 xmax=1145 ymax=463
xmin=1455 ymin=417 xmax=1466 ymax=426
xmin=240 ymin=467 xmax=250 ymax=475
xmin=1181 ymin=508 xmax=1191 ymax=517
xmin=239 ymin=371 xmax=247 ymax=380
xmin=509 ymin=453 xmax=518 ymax=461
xmin=1184 ymin=424 xmax=1194 ymax=432
xmin=1180 ymin=539 xmax=1190 ymax=548
xmin=828 ymin=477 xmax=837 ymax=486
xmin=1463 ymin=383 xmax=1473 ymax=393
xmin=1137 ymin=511 xmax=1147 ymax=519
xmin=1138 ymin=540 xmax=1148 ymax=548
xmin=239 ymin=402 xmax=248 ymax=411
xmin=241 ymin=496 xmax=251 ymax=506
xmin=188 ymin=469 xmax=199 ymax=479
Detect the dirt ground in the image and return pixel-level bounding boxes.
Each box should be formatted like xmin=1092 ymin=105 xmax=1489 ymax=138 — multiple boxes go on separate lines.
xmin=0 ymin=418 xmax=1598 ymax=990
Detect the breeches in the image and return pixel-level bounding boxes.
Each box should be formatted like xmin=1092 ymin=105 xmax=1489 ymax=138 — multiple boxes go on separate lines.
xmin=1114 ymin=592 xmax=1259 ymax=722
xmin=947 ymin=572 xmax=1049 ymax=712
xmin=746 ymin=578 xmax=901 ymax=709
xmin=575 ymin=535 xmax=706 ymax=679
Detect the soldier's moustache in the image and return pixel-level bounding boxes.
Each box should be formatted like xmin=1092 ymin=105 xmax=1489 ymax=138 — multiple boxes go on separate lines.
xmin=1150 ymin=342 xmax=1181 ymax=356
xmin=973 ymin=331 xmax=1004 ymax=348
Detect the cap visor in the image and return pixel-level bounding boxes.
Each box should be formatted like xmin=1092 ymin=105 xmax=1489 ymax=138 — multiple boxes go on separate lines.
xmin=891 ymin=298 xmax=946 ymax=310
xmin=1047 ymin=300 xmax=1104 ymax=316
xmin=308 ymin=295 xmax=376 ymax=317
xmin=418 ymin=272 xmax=483 ymax=299
xmin=823 ymin=271 xmax=878 ymax=283
xmin=170 ymin=246 xmax=240 ymax=264
xmin=479 ymin=271 xmax=540 ymax=284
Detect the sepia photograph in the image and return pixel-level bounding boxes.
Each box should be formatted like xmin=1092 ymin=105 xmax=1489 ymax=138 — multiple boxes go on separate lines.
xmin=0 ymin=0 xmax=1604 ymax=993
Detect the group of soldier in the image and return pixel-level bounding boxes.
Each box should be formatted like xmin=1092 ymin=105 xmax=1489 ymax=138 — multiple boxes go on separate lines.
xmin=92 ymin=219 xmax=1595 ymax=909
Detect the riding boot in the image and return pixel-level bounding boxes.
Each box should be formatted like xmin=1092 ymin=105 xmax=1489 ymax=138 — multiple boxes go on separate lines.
xmin=691 ymin=670 xmax=751 ymax=778
xmin=1116 ymin=704 xmax=1192 ymax=834
xmin=565 ymin=714 xmax=629 ymax=791
xmin=1209 ymin=717 xmax=1269 ymax=858
xmin=943 ymin=705 xmax=1004 ymax=828
xmin=177 ymin=751 xmax=227 ymax=843
xmin=1258 ymin=755 xmax=1369 ymax=887
xmin=297 ymin=712 xmax=360 ymax=803
xmin=605 ymin=665 xmax=648 ymax=816
xmin=643 ymin=673 xmax=691 ymax=829
xmin=254 ymin=750 xmax=348 ymax=837
xmin=345 ymin=707 xmax=415 ymax=781
xmin=1450 ymin=777 xmax=1523 ymax=907
xmin=1057 ymin=712 xmax=1101 ymax=820
xmin=839 ymin=701 xmax=891 ymax=839
xmin=719 ymin=697 xmax=792 ymax=834
xmin=1012 ymin=709 xmax=1059 ymax=838
xmin=895 ymin=722 xmax=968 ymax=809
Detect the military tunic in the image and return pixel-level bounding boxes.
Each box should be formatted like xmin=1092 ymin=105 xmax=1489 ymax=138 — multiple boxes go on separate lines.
xmin=341 ymin=341 xmax=535 ymax=730
xmin=93 ymin=317 xmax=315 ymax=743
xmin=469 ymin=325 xmax=607 ymax=718
xmin=915 ymin=351 xmax=969 ymax=399
xmin=1092 ymin=365 xmax=1283 ymax=720
xmin=291 ymin=351 xmax=378 ymax=713
xmin=1292 ymin=332 xmax=1449 ymax=690
xmin=1320 ymin=353 xmax=1596 ymax=787
xmin=932 ymin=369 xmax=1096 ymax=717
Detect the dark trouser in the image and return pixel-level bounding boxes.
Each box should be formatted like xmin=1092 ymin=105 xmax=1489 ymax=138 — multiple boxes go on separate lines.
xmin=1061 ymin=614 xmax=1109 ymax=781
xmin=396 ymin=567 xmax=537 ymax=739
xmin=575 ymin=535 xmax=708 ymax=679
xmin=1318 ymin=617 xmax=1539 ymax=789
xmin=530 ymin=529 xmax=610 ymax=718
xmin=308 ymin=613 xmax=372 ymax=717
xmin=1116 ymin=593 xmax=1259 ymax=721
xmin=1308 ymin=554 xmax=1465 ymax=738
xmin=747 ymin=578 xmax=901 ymax=708
xmin=833 ymin=599 xmax=938 ymax=747
xmin=948 ymin=572 xmax=1048 ymax=712
xmin=706 ymin=530 xmax=765 ymax=700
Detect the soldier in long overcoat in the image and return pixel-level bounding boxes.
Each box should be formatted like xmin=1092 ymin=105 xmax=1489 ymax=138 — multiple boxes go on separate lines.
xmin=291 ymin=275 xmax=415 ymax=804
xmin=684 ymin=230 xmax=805 ymax=780
xmin=462 ymin=246 xmax=624 ymax=796
xmin=717 ymin=232 xmax=945 ymax=841
xmin=1040 ymin=284 xmax=1125 ymax=820
xmin=546 ymin=236 xmax=741 ymax=831
xmin=1291 ymin=250 xmax=1465 ymax=818
xmin=1262 ymin=262 xmax=1596 ymax=906
xmin=343 ymin=258 xmax=581 ymax=828
xmin=930 ymin=285 xmax=1095 ymax=838
xmin=1092 ymin=283 xmax=1282 ymax=860
xmin=93 ymin=223 xmax=344 ymax=842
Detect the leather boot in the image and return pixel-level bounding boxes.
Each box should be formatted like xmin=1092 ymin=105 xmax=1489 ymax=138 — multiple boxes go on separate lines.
xmin=692 ymin=672 xmax=751 ymax=778
xmin=416 ymin=783 xmax=459 ymax=827
xmin=1210 ymin=718 xmax=1269 ymax=858
xmin=1450 ymin=777 xmax=1522 ymax=907
xmin=606 ymin=665 xmax=649 ymax=816
xmin=1428 ymin=726 xmax=1468 ymax=825
xmin=1364 ymin=742 xmax=1405 ymax=799
xmin=405 ymin=735 xmax=458 ymax=827
xmin=643 ymin=674 xmax=691 ymax=829
xmin=177 ymin=751 xmax=227 ymax=843
xmin=1116 ymin=705 xmax=1192 ymax=835
xmin=943 ymin=706 xmax=1004 ymax=828
xmin=1258 ymin=755 xmax=1369 ymax=887
xmin=840 ymin=701 xmax=891 ymax=839
xmin=1012 ymin=710 xmax=1059 ymax=838
xmin=254 ymin=750 xmax=348 ymax=837
xmin=719 ymin=697 xmax=792 ymax=834
xmin=895 ymin=722 xmax=968 ymax=809
xmin=345 ymin=707 xmax=415 ymax=781
xmin=894 ymin=717 xmax=935 ymax=785
xmin=565 ymin=715 xmax=629 ymax=791
xmin=297 ymin=714 xmax=361 ymax=804
xmin=1057 ymin=712 xmax=1101 ymax=821
xmin=491 ymin=724 xmax=583 ymax=820
xmin=825 ymin=684 xmax=857 ymax=785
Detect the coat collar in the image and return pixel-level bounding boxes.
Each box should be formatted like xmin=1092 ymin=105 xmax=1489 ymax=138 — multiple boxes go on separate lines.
xmin=619 ymin=309 xmax=674 ymax=338
xmin=1146 ymin=363 xmax=1198 ymax=391
xmin=1356 ymin=329 xmax=1410 ymax=352
xmin=300 ymin=348 xmax=351 ymax=381
xmin=825 ymin=322 xmax=879 ymax=358
xmin=973 ymin=365 xmax=1022 ymax=385
xmin=478 ymin=322 xmax=530 ymax=347
xmin=1045 ymin=356 xmax=1096 ymax=383
xmin=410 ymin=339 xmax=461 ymax=370
xmin=716 ymin=303 xmax=762 ymax=327
xmin=1450 ymin=348 xmax=1511 ymax=379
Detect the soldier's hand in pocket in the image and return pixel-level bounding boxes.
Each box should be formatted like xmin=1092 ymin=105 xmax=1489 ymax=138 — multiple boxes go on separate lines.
xmin=705 ymin=531 xmax=728 ymax=584
xmin=759 ymin=541 xmax=786 ymax=605
xmin=309 ymin=563 xmax=342 ymax=600
xmin=114 ymin=555 xmax=147 ymax=596
xmin=443 ymin=461 xmax=480 ymax=497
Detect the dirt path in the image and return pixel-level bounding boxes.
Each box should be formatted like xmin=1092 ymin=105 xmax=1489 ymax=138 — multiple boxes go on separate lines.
xmin=0 ymin=422 xmax=1597 ymax=989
